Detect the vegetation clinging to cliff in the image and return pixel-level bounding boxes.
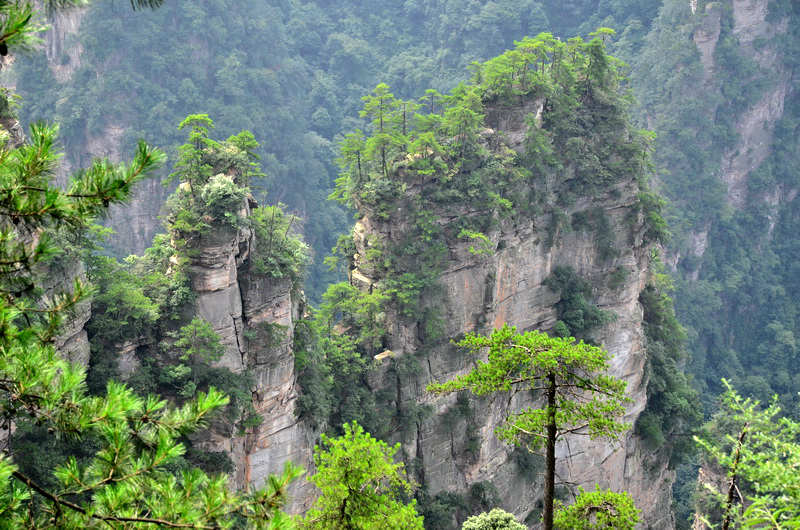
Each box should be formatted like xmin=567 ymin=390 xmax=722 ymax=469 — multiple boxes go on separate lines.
xmin=311 ymin=31 xmax=670 ymax=452
xmin=86 ymin=116 xmax=308 ymax=464
xmin=332 ymin=32 xmax=656 ymax=215
xmin=0 ymin=60 xmax=298 ymax=529
xmin=428 ymin=324 xmax=631 ymax=530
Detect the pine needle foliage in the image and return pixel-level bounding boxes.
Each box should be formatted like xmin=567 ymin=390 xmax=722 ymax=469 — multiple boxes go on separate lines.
xmin=0 ymin=1 xmax=302 ymax=526
xmin=428 ymin=324 xmax=631 ymax=530
xmin=300 ymin=422 xmax=424 ymax=530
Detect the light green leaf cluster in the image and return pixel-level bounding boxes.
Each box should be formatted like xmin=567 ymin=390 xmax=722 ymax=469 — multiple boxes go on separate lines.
xmin=174 ymin=316 xmax=225 ymax=365
xmin=200 ymin=174 xmax=247 ymax=223
xmin=301 ymin=422 xmax=424 ymax=530
xmin=553 ymin=486 xmax=639 ymax=529
xmin=462 ymin=508 xmax=526 ymax=530
xmin=164 ymin=115 xmax=269 ymax=235
xmin=458 ymin=229 xmax=494 ymax=256
xmin=696 ymin=380 xmax=800 ymax=527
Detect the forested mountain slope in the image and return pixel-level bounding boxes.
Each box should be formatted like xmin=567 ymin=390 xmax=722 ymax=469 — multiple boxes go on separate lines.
xmin=57 ymin=34 xmax=688 ymax=527
xmin=635 ymin=0 xmax=800 ymax=417
xmin=318 ymin=35 xmax=688 ymax=527
xmin=10 ymin=0 xmax=663 ymax=303
xmin=5 ymin=0 xmax=800 ymax=527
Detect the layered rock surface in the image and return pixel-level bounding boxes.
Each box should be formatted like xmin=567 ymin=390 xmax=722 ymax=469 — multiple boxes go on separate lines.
xmin=348 ymin=101 xmax=671 ymax=527
xmin=180 ymin=198 xmax=316 ymax=510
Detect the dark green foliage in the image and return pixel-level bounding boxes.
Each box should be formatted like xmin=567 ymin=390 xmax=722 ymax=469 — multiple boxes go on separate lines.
xmin=608 ymin=266 xmax=630 ymax=290
xmin=637 ymin=268 xmax=701 ymax=465
xmin=82 ymin=120 xmax=315 ymax=454
xmin=510 ymin=446 xmax=545 ymax=476
xmin=191 ymin=367 xmax=262 ymax=435
xmin=672 ymin=459 xmax=700 ymax=530
xmin=322 ymin=38 xmax=655 ymax=447
xmin=0 ymin=22 xmax=301 ymax=521
xmin=572 ymin=207 xmax=619 ymax=260
xmin=468 ymin=482 xmax=502 ymax=515
xmin=13 ymin=2 xmax=729 ymax=522
xmin=15 ymin=0 xmax=349 ymax=304
xmin=632 ymin=13 xmax=800 ymax=503
xmin=14 ymin=0 xmax=674 ymax=312
xmin=88 ymin=256 xmax=262 ymax=431
xmin=318 ymin=333 xmax=387 ymax=438
xmin=185 ymin=447 xmax=235 ymax=476
xmin=10 ymin=423 xmax=101 ymax=493
xmin=250 ymin=204 xmax=310 ymax=285
xmin=417 ymin=490 xmax=468 ymax=530
xmin=293 ymin=318 xmax=332 ymax=426
xmin=544 ymin=266 xmax=615 ymax=341
xmin=334 ymin=33 xmax=652 ymax=219
xmin=633 ymin=190 xmax=670 ymax=244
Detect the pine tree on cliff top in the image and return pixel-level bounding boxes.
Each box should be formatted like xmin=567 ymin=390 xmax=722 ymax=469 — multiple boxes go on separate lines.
xmin=0 ymin=1 xmax=300 ymax=527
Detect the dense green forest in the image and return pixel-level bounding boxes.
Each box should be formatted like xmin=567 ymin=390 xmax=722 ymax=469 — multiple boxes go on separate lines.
xmin=2 ymin=0 xmax=799 ymax=527
xmin=10 ymin=0 xmax=665 ymax=303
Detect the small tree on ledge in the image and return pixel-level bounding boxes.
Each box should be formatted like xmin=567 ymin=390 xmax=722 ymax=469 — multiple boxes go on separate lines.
xmin=428 ymin=324 xmax=631 ymax=530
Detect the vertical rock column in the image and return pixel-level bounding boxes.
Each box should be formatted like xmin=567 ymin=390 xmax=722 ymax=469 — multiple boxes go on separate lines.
xmin=185 ymin=199 xmax=315 ymax=510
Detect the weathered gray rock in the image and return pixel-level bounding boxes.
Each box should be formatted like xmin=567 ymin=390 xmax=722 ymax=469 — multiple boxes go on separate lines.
xmin=182 ymin=197 xmax=316 ymax=510
xmin=42 ymin=1 xmax=85 ymax=83
xmin=348 ymin=102 xmax=670 ymax=527
xmin=40 ymin=255 xmax=92 ymax=367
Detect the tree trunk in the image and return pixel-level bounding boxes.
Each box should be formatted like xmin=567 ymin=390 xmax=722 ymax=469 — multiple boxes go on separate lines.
xmin=543 ymin=372 xmax=557 ymax=530
xmin=722 ymin=423 xmax=749 ymax=530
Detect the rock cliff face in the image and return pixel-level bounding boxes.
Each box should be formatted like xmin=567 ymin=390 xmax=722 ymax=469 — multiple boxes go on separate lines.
xmin=96 ymin=194 xmax=316 ymax=510
xmin=42 ymin=259 xmax=92 ymax=366
xmin=347 ymin=100 xmax=671 ymax=527
xmin=175 ymin=198 xmax=316 ymax=510
xmin=40 ymin=5 xmax=167 ymax=256
xmin=42 ymin=3 xmax=85 ymax=83
xmin=682 ymin=0 xmax=794 ymax=265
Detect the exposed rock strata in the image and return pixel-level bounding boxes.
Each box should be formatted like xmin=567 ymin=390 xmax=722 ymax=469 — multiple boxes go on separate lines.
xmin=685 ymin=0 xmax=794 ymax=267
xmin=349 ymin=101 xmax=670 ymax=527
xmin=181 ymin=198 xmax=316 ymax=510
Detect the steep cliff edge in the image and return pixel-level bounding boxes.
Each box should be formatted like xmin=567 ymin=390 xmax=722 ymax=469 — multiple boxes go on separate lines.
xmin=82 ymin=131 xmax=318 ymax=511
xmin=328 ymin=36 xmax=686 ymax=527
xmin=180 ymin=201 xmax=316 ymax=509
xmin=352 ymin=139 xmax=666 ymax=524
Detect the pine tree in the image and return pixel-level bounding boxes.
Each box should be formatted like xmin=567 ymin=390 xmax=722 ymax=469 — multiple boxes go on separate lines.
xmin=428 ymin=324 xmax=631 ymax=530
xmin=0 ymin=1 xmax=301 ymax=527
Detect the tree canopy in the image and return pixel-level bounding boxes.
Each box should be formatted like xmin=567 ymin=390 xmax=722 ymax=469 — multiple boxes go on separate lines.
xmin=301 ymin=421 xmax=424 ymax=530
xmin=428 ymin=324 xmax=631 ymax=530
